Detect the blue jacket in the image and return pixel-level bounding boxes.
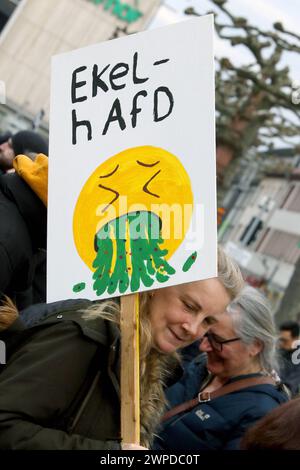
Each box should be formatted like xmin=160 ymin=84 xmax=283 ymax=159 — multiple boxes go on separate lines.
xmin=154 ymin=355 xmax=288 ymax=451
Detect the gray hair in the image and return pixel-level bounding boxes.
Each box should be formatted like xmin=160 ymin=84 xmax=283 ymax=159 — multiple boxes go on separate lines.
xmin=217 ymin=245 xmax=244 ymax=300
xmin=227 ymin=285 xmax=278 ymax=374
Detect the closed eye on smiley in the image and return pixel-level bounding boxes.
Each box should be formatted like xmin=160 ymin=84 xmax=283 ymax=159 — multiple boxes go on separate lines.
xmin=136 ymin=160 xmax=161 ymax=198
xmin=98 ymin=160 xmax=161 ymax=213
xmin=73 ymin=146 xmax=194 ymax=296
xmin=98 ymin=164 xmax=120 ymax=212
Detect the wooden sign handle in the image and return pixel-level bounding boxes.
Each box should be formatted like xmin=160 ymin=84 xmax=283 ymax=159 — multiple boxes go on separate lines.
xmin=120 ymin=293 xmax=140 ymax=444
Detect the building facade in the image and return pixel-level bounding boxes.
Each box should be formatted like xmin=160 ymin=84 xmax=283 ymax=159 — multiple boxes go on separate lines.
xmin=0 ymin=0 xmax=161 ymax=132
xmin=220 ymin=150 xmax=300 ymax=313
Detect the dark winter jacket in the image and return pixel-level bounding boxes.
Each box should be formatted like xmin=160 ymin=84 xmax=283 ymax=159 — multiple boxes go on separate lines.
xmin=0 ymin=172 xmax=47 ymax=308
xmin=154 ymin=354 xmax=288 ymax=451
xmin=0 ymin=299 xmax=122 ymax=450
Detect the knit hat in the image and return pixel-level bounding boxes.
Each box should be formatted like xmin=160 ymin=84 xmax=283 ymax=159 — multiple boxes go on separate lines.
xmin=11 ymin=130 xmax=48 ymax=157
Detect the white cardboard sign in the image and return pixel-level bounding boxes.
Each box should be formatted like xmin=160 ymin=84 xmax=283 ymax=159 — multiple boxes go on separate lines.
xmin=48 ymin=15 xmax=217 ymax=302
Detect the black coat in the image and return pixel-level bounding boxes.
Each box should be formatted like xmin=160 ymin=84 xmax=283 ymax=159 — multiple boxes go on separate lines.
xmin=0 ymin=299 xmax=122 ymax=450
xmin=279 ymin=348 xmax=300 ymax=397
xmin=0 ymin=173 xmax=47 ymax=308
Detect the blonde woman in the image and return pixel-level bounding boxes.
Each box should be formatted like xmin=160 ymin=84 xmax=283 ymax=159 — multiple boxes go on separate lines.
xmin=0 ymin=248 xmax=243 ymax=450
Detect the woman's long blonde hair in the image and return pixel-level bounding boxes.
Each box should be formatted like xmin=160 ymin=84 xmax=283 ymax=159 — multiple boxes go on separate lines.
xmin=0 ymin=296 xmax=18 ymax=331
xmin=82 ymin=291 xmax=175 ymax=446
xmin=81 ymin=245 xmax=244 ymax=445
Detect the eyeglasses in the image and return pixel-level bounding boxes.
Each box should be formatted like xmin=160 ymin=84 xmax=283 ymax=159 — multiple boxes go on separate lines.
xmin=201 ymin=332 xmax=241 ymax=352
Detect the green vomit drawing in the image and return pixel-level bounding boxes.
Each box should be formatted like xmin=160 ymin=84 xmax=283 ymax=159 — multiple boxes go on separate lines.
xmin=182 ymin=252 xmax=198 ymax=272
xmin=73 ymin=282 xmax=86 ymax=293
xmin=92 ymin=211 xmax=176 ymax=296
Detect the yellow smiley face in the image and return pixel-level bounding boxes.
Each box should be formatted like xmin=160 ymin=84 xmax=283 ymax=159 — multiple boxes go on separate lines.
xmin=73 ymin=146 xmax=193 ymax=276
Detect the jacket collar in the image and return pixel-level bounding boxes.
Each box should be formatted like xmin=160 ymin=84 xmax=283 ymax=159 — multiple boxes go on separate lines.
xmin=42 ymin=305 xmax=121 ymax=349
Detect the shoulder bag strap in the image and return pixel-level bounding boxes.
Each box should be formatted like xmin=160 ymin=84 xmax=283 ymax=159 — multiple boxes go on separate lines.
xmin=161 ymin=375 xmax=275 ymax=423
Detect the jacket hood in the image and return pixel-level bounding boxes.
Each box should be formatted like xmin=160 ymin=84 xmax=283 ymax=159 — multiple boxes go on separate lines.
xmin=19 ymin=298 xmax=120 ymax=346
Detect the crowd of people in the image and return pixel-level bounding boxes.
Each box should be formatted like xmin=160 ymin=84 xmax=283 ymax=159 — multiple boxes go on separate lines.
xmin=0 ymin=129 xmax=300 ymax=450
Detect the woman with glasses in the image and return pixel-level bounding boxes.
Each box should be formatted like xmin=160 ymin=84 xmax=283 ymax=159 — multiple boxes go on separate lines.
xmin=153 ymin=286 xmax=289 ymax=451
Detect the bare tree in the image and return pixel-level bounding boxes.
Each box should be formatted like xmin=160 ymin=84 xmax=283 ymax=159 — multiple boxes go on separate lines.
xmin=186 ymin=0 xmax=300 ymax=187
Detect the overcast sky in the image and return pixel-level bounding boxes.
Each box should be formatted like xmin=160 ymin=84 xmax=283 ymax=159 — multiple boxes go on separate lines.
xmin=149 ymin=0 xmax=300 ymax=81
